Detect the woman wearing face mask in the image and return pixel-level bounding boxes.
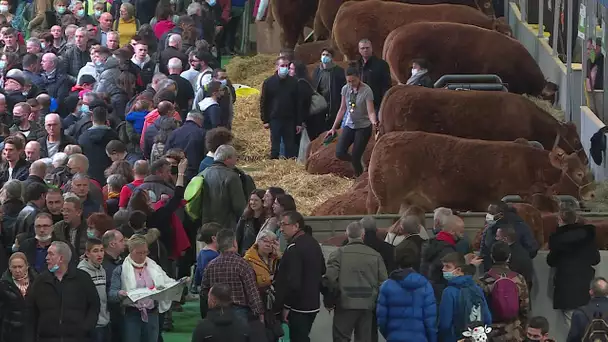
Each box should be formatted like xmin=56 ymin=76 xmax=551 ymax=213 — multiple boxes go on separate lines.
xmin=0 ymin=252 xmax=36 ymax=342
xmin=87 ymin=213 xmax=115 ymax=239
xmin=406 ymin=58 xmax=433 ymax=87
xmin=325 ymin=63 xmax=377 ymax=177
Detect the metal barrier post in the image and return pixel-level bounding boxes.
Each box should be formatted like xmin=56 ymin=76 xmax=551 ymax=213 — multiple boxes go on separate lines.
xmin=583 ymin=0 xmax=590 ymax=107
xmin=239 ymin=0 xmax=252 ymax=55
xmin=539 ymin=0 xmax=546 ymax=37
xmin=522 ymin=0 xmax=529 ymax=21
xmin=603 ymin=5 xmax=608 ymax=120
xmin=553 ymin=0 xmax=562 ymax=55
xmin=567 ymin=0 xmax=575 ymax=121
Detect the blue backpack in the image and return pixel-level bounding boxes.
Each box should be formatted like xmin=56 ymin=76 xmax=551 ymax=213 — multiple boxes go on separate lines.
xmin=455 ymin=283 xmax=490 ymax=336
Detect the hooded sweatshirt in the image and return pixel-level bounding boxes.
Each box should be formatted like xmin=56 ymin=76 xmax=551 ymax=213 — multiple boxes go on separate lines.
xmin=78 ymin=125 xmax=119 ymax=185
xmin=377 ymin=268 xmax=437 ymax=342
xmin=153 ymin=19 xmax=176 ymax=39
xmin=77 ymin=258 xmax=110 ymax=327
xmin=199 ymin=97 xmax=223 ymax=130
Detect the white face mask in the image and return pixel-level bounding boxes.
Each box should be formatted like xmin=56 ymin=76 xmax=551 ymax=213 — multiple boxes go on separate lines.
xmin=411 ymin=68 xmax=418 ymax=76
xmin=485 ymin=213 xmax=495 ymax=224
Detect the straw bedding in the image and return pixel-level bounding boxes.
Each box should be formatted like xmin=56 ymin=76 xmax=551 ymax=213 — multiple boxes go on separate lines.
xmin=228 ymin=55 xmax=353 ymax=214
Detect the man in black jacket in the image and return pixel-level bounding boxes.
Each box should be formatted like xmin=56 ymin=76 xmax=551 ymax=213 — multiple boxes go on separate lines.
xmin=312 ymin=47 xmax=346 ymax=139
xmin=165 ymin=111 xmax=205 ymax=181
xmin=496 ymin=225 xmax=534 ymax=291
xmin=192 ymin=283 xmax=250 ymax=342
xmin=159 ymin=34 xmax=189 ymax=76
xmin=38 ymin=113 xmax=76 ymax=159
xmin=0 ymin=136 xmax=30 ymax=187
xmin=24 ymin=240 xmax=100 ymax=342
xmin=547 ymin=203 xmax=600 ymax=329
xmin=567 ymin=277 xmax=608 ymax=342
xmin=19 ymin=213 xmax=59 ymax=274
xmin=78 ymin=106 xmax=119 ymax=186
xmin=274 ymin=211 xmax=326 ymax=342
xmin=357 ymin=39 xmax=391 ymax=113
xmin=15 ymin=183 xmax=48 ymax=238
xmin=260 ymin=56 xmax=302 ymax=159
xmin=41 ymin=53 xmax=74 ymax=112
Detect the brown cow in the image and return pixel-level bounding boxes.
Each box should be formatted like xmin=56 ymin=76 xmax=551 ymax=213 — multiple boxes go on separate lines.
xmin=332 ymin=1 xmax=511 ymax=60
xmin=295 ymin=40 xmax=344 ymax=65
xmin=271 ymin=0 xmax=318 ymax=48
xmin=311 ymin=172 xmax=370 ymax=215
xmin=305 ymin=129 xmax=375 ymax=177
xmin=368 ymin=132 xmax=594 ymax=213
xmin=384 ymin=22 xmax=545 ymax=95
xmin=313 ymin=0 xmax=496 ymax=41
xmin=377 ymin=85 xmax=588 ymax=164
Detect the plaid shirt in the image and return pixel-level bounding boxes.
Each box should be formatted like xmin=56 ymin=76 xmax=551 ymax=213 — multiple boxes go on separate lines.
xmin=201 ymin=251 xmax=264 ymax=316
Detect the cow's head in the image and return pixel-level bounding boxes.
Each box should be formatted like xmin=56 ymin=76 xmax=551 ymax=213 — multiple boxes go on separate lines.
xmin=558 ymin=123 xmax=589 ymax=165
xmin=462 ymin=324 xmax=492 ymax=342
xmin=548 ymin=146 xmax=596 ymax=201
xmin=492 ymin=17 xmax=514 ymax=37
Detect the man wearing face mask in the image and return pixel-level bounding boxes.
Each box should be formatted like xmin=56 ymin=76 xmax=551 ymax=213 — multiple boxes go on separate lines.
xmin=18 ymin=213 xmax=59 ymax=273
xmin=52 ymin=196 xmax=89 ymax=258
xmin=312 ymin=48 xmax=346 ymax=138
xmin=406 ymin=59 xmax=433 ymax=87
xmin=10 ymin=103 xmax=45 ymax=143
xmin=526 ymin=316 xmax=556 ymax=342
xmin=260 ymin=56 xmax=302 ymax=159
xmin=24 ymin=240 xmax=100 ymax=342
xmin=480 ymin=201 xmax=538 ymax=272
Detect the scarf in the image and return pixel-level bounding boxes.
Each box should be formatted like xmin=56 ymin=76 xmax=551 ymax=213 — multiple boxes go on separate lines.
xmin=406 ymin=69 xmax=428 ymax=86
xmin=13 ymin=275 xmax=29 ymax=297
xmin=121 ymin=255 xmax=174 ymax=316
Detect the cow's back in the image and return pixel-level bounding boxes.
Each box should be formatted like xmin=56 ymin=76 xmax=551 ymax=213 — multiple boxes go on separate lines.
xmin=369 ymin=132 xmax=560 ymax=212
xmin=378 ymin=86 xmax=561 ymax=149
xmin=332 ymin=1 xmax=495 ymax=59
xmin=384 ymin=22 xmax=545 ymax=95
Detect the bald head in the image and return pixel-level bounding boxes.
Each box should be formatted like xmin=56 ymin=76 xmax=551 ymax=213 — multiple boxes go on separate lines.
xmin=29 ymin=159 xmax=47 ymax=177
xmin=25 ymin=141 xmax=41 ymax=162
xmin=443 ymin=215 xmax=464 ymax=238
xmin=591 ymin=277 xmax=608 ymax=297
xmin=168 ymin=34 xmax=182 ymax=48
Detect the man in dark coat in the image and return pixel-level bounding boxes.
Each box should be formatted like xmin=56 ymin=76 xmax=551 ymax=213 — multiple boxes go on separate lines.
xmin=312 ymin=47 xmax=346 ymax=139
xmin=0 ymin=136 xmax=30 ymax=187
xmin=41 ymin=53 xmax=74 ymax=110
xmin=77 ymin=107 xmax=119 ymax=186
xmin=24 ymin=241 xmax=100 ymax=342
xmin=38 ymin=113 xmax=77 ymax=158
xmin=481 ymin=202 xmax=539 ymax=272
xmin=192 ymin=283 xmax=250 ymax=342
xmin=496 ymin=225 xmax=534 ymax=291
xmin=567 ymin=277 xmax=608 ymax=342
xmin=165 ymin=111 xmax=205 ymax=181
xmin=357 ymin=39 xmax=391 ymax=113
xmin=547 ymin=203 xmax=600 ymax=329
xmin=15 ymin=183 xmax=48 ymax=238
xmin=159 ymin=35 xmax=189 ymax=76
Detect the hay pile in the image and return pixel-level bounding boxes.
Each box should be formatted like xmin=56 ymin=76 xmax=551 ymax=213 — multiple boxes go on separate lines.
xmin=228 ymin=55 xmax=353 ymax=214
xmin=524 ymin=95 xmax=566 ymax=121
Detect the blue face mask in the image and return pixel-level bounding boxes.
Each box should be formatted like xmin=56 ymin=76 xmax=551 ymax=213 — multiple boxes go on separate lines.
xmin=278 ymin=66 xmax=289 ymax=77
xmin=321 ymin=55 xmax=332 ymax=64
xmin=87 ymin=230 xmax=96 ymax=238
xmin=219 ymin=79 xmax=227 ymax=86
xmin=443 ymin=271 xmax=456 ymax=281
xmin=57 ymin=6 xmax=66 ymax=14
xmin=77 ymin=9 xmax=85 ymax=17
xmin=207 ymin=0 xmax=216 ymax=6
xmin=0 ymin=60 xmax=6 ymax=70
xmin=11 ymin=244 xmax=17 ymax=252
xmin=49 ymin=264 xmax=59 ymax=273
xmin=80 ymin=104 xmax=89 ymax=113
xmin=41 ymin=42 xmax=46 ymax=49
xmin=94 ymin=9 xmax=102 ymax=18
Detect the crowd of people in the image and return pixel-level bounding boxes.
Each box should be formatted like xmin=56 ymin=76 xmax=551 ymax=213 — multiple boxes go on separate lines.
xmin=0 ymin=0 xmax=598 ymax=341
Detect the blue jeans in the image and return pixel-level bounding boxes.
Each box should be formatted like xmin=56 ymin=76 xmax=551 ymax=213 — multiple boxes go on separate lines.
xmin=270 ymin=118 xmax=296 ymax=159
xmin=92 ymin=325 xmax=109 ymax=342
xmin=124 ymin=309 xmax=160 ymax=342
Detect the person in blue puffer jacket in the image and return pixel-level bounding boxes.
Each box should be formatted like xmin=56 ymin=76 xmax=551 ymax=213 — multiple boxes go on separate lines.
xmin=377 ymin=241 xmax=437 ymax=342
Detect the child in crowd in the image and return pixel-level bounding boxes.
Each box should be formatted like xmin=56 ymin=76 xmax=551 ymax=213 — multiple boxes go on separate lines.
xmin=439 ymin=252 xmax=492 ymax=342
xmin=126 ymin=99 xmax=152 ymax=134
xmin=193 ymin=222 xmax=222 ymax=291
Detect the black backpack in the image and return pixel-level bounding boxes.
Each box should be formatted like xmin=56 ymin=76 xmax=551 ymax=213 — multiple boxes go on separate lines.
xmin=582 ymin=308 xmax=608 ymax=342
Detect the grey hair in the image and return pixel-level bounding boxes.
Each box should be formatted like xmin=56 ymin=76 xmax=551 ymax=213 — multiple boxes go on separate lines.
xmin=107 ymin=174 xmax=126 ymax=191
xmin=70 ymin=1 xmax=83 ymax=10
xmin=256 ymin=229 xmax=277 ymax=243
xmin=51 ymin=241 xmax=73 ymax=265
xmin=187 ymin=2 xmax=202 ymax=15
xmin=167 ymin=57 xmax=182 ymax=70
xmin=359 ymin=216 xmax=376 ymax=231
xmin=102 ymin=230 xmax=118 ymax=248
xmin=152 ymin=73 xmax=168 ymax=84
xmin=127 ymin=234 xmax=147 ymax=251
xmin=358 ymin=38 xmax=372 ymax=45
xmin=63 ymin=192 xmax=80 ymax=201
xmin=52 ymin=152 xmax=68 ymax=167
xmin=346 ymin=221 xmax=364 ymax=239
xmin=157 ymin=79 xmax=176 ymax=91
xmin=214 ymin=145 xmax=236 ymax=162
xmin=2 ymin=179 xmax=22 ymax=201
xmin=72 ymin=172 xmax=89 ymax=182
xmin=75 ymin=26 xmax=88 ymax=36
xmin=186 ymin=111 xmax=203 ymax=122
xmin=107 ymin=31 xmax=119 ymax=39
xmin=433 ymin=207 xmax=453 ymax=230
xmin=168 ymin=34 xmax=182 ymax=46
xmin=27 ymin=37 xmax=41 ymax=46
xmin=42 ymin=53 xmax=58 ymax=66
xmin=399 ymin=216 xmax=421 ymax=235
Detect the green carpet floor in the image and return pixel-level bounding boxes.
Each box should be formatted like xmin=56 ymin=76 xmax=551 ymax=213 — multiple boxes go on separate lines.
xmin=163 ymin=301 xmax=201 ymax=342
